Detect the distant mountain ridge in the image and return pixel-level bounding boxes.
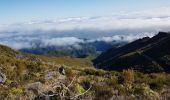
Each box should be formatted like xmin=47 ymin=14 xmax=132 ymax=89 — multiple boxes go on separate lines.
xmin=93 ymin=32 xmax=170 ymax=73
xmin=20 ymin=39 xmax=126 ymax=58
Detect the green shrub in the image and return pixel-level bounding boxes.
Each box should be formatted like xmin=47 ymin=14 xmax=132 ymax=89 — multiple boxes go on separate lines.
xmin=9 ymin=87 xmax=23 ymax=95
xmin=65 ymin=68 xmax=76 ymax=80
xmin=84 ymin=68 xmax=96 ymax=75
xmin=74 ymin=83 xmax=85 ymax=94
xmin=80 ymin=80 xmax=91 ymax=90
xmin=149 ymin=81 xmax=163 ymax=92
xmin=133 ymin=84 xmax=146 ymax=95
xmin=105 ymin=76 xmax=118 ymax=86
xmin=94 ymin=86 xmax=114 ymax=100
xmin=133 ymin=84 xmax=160 ymax=100
xmin=83 ymin=68 xmax=105 ymax=76
xmin=5 ymin=79 xmax=13 ymax=86
xmin=119 ymin=69 xmax=134 ymax=84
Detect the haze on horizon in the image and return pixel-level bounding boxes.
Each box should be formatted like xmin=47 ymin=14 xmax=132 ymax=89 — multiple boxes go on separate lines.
xmin=0 ymin=0 xmax=170 ymax=49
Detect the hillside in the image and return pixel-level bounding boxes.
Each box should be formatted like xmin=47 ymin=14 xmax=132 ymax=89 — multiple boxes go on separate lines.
xmin=19 ymin=39 xmax=126 ymax=58
xmin=93 ymin=32 xmax=170 ymax=73
xmin=20 ymin=44 xmax=97 ymax=58
xmin=0 ymin=43 xmax=170 ymax=100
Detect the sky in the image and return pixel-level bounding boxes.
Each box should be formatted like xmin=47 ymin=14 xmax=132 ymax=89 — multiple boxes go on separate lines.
xmin=0 ymin=0 xmax=170 ymax=49
xmin=1 ymin=0 xmax=170 ymax=24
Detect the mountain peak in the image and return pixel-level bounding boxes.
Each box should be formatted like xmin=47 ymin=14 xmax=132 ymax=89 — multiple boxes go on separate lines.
xmin=156 ymin=31 xmax=170 ymax=38
xmin=93 ymin=32 xmax=170 ymax=73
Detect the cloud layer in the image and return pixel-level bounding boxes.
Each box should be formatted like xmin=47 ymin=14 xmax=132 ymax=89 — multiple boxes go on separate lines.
xmin=0 ymin=7 xmax=170 ymax=49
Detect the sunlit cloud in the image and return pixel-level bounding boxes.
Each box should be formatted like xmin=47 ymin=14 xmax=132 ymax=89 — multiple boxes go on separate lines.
xmin=0 ymin=7 xmax=170 ymax=49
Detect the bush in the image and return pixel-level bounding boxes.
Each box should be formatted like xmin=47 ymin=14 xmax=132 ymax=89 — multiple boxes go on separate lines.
xmin=105 ymin=76 xmax=118 ymax=86
xmin=133 ymin=84 xmax=145 ymax=95
xmin=133 ymin=84 xmax=160 ymax=100
xmin=149 ymin=81 xmax=163 ymax=92
xmin=94 ymin=86 xmax=114 ymax=100
xmin=83 ymin=68 xmax=105 ymax=76
xmin=74 ymin=83 xmax=85 ymax=94
xmin=9 ymin=87 xmax=23 ymax=95
xmin=119 ymin=69 xmax=134 ymax=84
xmin=81 ymin=80 xmax=91 ymax=90
xmin=5 ymin=79 xmax=13 ymax=86
xmin=65 ymin=68 xmax=75 ymax=80
xmin=84 ymin=68 xmax=97 ymax=75
xmin=26 ymin=62 xmax=43 ymax=73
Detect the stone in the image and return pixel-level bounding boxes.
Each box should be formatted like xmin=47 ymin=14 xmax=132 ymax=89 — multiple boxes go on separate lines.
xmin=59 ymin=66 xmax=65 ymax=75
xmin=0 ymin=72 xmax=6 ymax=83
xmin=44 ymin=71 xmax=56 ymax=80
xmin=27 ymin=82 xmax=43 ymax=95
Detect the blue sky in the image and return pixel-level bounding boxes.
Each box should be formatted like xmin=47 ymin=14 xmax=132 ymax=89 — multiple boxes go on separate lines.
xmin=1 ymin=0 xmax=170 ymax=24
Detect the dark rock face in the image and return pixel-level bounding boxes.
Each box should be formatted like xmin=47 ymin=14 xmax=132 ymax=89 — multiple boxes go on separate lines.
xmin=93 ymin=32 xmax=170 ymax=73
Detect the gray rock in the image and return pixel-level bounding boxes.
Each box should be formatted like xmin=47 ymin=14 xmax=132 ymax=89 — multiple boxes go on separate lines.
xmin=59 ymin=66 xmax=65 ymax=75
xmin=27 ymin=82 xmax=43 ymax=95
xmin=0 ymin=72 xmax=6 ymax=83
xmin=44 ymin=71 xmax=56 ymax=80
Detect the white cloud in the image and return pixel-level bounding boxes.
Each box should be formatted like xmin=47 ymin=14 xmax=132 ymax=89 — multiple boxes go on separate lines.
xmin=0 ymin=7 xmax=170 ymax=49
xmin=0 ymin=33 xmax=155 ymax=50
xmin=41 ymin=37 xmax=84 ymax=47
xmin=1 ymin=7 xmax=170 ymax=32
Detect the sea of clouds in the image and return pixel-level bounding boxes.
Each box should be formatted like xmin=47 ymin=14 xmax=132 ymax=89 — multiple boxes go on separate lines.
xmin=0 ymin=7 xmax=170 ymax=49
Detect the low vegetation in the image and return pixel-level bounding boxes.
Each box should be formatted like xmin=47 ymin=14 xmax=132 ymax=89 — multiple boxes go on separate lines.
xmin=0 ymin=44 xmax=170 ymax=100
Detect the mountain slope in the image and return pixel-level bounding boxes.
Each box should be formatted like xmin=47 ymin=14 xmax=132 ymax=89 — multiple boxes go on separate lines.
xmin=93 ymin=32 xmax=170 ymax=73
xmin=19 ymin=39 xmax=126 ymax=58
xmin=0 ymin=42 xmax=170 ymax=99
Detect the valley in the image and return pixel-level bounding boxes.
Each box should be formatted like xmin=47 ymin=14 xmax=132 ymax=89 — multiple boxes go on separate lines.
xmin=0 ymin=32 xmax=170 ymax=100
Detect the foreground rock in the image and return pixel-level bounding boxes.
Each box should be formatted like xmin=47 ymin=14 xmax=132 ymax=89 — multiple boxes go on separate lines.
xmin=59 ymin=66 xmax=65 ymax=75
xmin=0 ymin=71 xmax=6 ymax=83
